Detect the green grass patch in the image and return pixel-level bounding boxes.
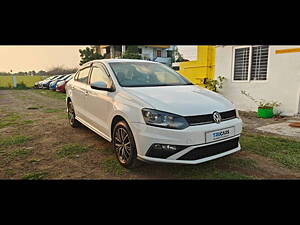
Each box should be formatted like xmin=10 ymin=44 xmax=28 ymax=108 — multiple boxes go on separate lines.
xmin=23 ymin=120 xmax=34 ymax=124
xmin=0 ymin=112 xmax=21 ymax=129
xmin=0 ymin=135 xmax=31 ymax=147
xmin=0 ymin=112 xmax=34 ymax=128
xmin=33 ymin=89 xmax=66 ymax=100
xmin=57 ymin=144 xmax=89 ymax=158
xmin=22 ymin=172 xmax=48 ymax=180
xmin=0 ymin=75 xmax=45 ymax=88
xmin=43 ymin=108 xmax=63 ymax=113
xmin=100 ymin=158 xmax=129 ymax=176
xmin=241 ymin=132 xmax=300 ymax=171
xmin=8 ymin=148 xmax=33 ymax=158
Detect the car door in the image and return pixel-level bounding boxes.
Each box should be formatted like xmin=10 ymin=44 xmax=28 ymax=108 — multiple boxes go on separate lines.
xmin=71 ymin=66 xmax=91 ymax=121
xmin=85 ymin=63 xmax=115 ymax=137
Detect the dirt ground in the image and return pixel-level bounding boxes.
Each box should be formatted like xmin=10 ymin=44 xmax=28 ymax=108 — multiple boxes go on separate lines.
xmin=0 ymin=89 xmax=299 ymax=179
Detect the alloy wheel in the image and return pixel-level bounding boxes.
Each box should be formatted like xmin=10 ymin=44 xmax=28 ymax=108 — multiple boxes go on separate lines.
xmin=114 ymin=127 xmax=132 ymax=164
xmin=68 ymin=102 xmax=75 ymax=125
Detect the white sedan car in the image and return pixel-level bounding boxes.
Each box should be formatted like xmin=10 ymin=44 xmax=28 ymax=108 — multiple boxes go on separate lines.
xmin=66 ymin=59 xmax=242 ymax=168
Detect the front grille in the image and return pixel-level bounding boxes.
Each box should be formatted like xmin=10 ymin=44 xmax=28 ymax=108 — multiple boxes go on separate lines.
xmin=185 ymin=110 xmax=236 ymax=125
xmin=177 ymin=137 xmax=239 ymax=161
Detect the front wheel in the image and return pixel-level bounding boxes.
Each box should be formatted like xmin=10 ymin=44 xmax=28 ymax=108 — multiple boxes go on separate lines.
xmin=67 ymin=101 xmax=80 ymax=128
xmin=112 ymin=120 xmax=140 ymax=169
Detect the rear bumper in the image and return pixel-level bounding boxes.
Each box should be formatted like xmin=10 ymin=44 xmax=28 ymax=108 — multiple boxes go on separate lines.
xmin=129 ymin=118 xmax=242 ymax=165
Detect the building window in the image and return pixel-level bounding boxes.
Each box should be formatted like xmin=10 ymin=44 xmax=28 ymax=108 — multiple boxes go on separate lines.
xmin=157 ymin=50 xmax=161 ymax=57
xmin=167 ymin=50 xmax=173 ymax=58
xmin=138 ymin=48 xmax=142 ymax=54
xmin=250 ymin=45 xmax=269 ymax=80
xmin=233 ymin=47 xmax=250 ymax=80
xmin=233 ymin=45 xmax=269 ymax=81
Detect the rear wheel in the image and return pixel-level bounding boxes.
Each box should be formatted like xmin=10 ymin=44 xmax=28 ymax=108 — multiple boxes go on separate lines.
xmin=112 ymin=120 xmax=140 ymax=169
xmin=67 ymin=101 xmax=79 ymax=128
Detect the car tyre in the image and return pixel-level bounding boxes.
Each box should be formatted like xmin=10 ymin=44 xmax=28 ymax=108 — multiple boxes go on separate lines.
xmin=112 ymin=120 xmax=141 ymax=169
xmin=67 ymin=101 xmax=80 ymax=128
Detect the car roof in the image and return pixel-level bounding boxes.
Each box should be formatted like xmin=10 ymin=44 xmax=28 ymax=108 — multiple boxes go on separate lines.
xmin=80 ymin=59 xmax=159 ymax=68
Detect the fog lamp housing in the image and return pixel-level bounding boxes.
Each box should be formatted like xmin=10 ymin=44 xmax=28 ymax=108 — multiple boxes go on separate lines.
xmin=146 ymin=143 xmax=188 ymax=159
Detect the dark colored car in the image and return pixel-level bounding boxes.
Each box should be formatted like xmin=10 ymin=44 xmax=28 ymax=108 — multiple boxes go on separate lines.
xmin=42 ymin=75 xmax=65 ymax=89
xmin=49 ymin=74 xmax=72 ymax=91
xmin=56 ymin=74 xmax=74 ymax=93
xmin=35 ymin=76 xmax=58 ymax=89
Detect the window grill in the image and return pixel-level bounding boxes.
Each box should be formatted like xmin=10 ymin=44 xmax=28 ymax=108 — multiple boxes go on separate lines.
xmin=233 ymin=47 xmax=250 ymax=80
xmin=233 ymin=45 xmax=269 ymax=81
xmin=250 ymin=45 xmax=269 ymax=80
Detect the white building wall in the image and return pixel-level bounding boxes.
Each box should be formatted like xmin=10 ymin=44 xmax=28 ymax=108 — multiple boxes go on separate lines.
xmin=140 ymin=46 xmax=154 ymax=60
xmin=215 ymin=45 xmax=300 ymax=116
xmin=177 ymin=45 xmax=197 ymax=61
xmin=139 ymin=46 xmax=169 ymax=60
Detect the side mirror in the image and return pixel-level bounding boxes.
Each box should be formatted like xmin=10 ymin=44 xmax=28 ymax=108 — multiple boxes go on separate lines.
xmin=90 ymin=81 xmax=114 ymax=92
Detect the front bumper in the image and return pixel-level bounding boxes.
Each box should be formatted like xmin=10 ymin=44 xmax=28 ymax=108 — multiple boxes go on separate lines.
xmin=129 ymin=118 xmax=242 ymax=165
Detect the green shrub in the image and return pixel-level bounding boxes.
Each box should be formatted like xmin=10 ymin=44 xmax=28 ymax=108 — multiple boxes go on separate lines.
xmin=15 ymin=81 xmax=28 ymax=89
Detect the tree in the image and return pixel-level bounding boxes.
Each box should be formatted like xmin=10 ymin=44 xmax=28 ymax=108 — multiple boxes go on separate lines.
xmin=79 ymin=47 xmax=104 ymax=65
xmin=121 ymin=45 xmax=141 ymax=59
xmin=37 ymin=70 xmax=47 ymax=76
xmin=46 ymin=66 xmax=77 ymax=76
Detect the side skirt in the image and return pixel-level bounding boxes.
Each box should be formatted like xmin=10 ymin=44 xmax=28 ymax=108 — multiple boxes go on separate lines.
xmin=75 ymin=116 xmax=112 ymax=142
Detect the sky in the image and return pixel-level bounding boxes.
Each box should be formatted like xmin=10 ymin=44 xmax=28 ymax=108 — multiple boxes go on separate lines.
xmin=0 ymin=45 xmax=197 ymax=73
xmin=0 ymin=45 xmax=89 ymax=73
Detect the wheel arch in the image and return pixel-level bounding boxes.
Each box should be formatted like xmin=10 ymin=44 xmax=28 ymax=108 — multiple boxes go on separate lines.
xmin=66 ymin=96 xmax=72 ymax=104
xmin=111 ymin=115 xmax=128 ymax=140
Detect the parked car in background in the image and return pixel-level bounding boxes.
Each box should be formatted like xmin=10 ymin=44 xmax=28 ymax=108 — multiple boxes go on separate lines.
xmin=34 ymin=81 xmax=40 ymax=88
xmin=35 ymin=75 xmax=57 ymax=88
xmin=33 ymin=76 xmax=54 ymax=88
xmin=56 ymin=74 xmax=74 ymax=93
xmin=42 ymin=75 xmax=65 ymax=89
xmin=49 ymin=74 xmax=72 ymax=91
xmin=65 ymin=59 xmax=242 ymax=169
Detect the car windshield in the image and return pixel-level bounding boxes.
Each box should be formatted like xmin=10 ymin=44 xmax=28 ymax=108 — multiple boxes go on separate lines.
xmin=109 ymin=62 xmax=193 ymax=87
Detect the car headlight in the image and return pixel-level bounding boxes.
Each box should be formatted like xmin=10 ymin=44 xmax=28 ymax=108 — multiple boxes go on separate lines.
xmin=142 ymin=108 xmax=189 ymax=129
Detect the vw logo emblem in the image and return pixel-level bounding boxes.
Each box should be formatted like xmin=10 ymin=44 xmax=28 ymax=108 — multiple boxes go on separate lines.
xmin=213 ymin=111 xmax=221 ymax=124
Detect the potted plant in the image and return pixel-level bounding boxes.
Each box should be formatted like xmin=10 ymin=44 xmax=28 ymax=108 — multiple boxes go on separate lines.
xmin=201 ymin=76 xmax=225 ymax=92
xmin=241 ymin=90 xmax=281 ymax=118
